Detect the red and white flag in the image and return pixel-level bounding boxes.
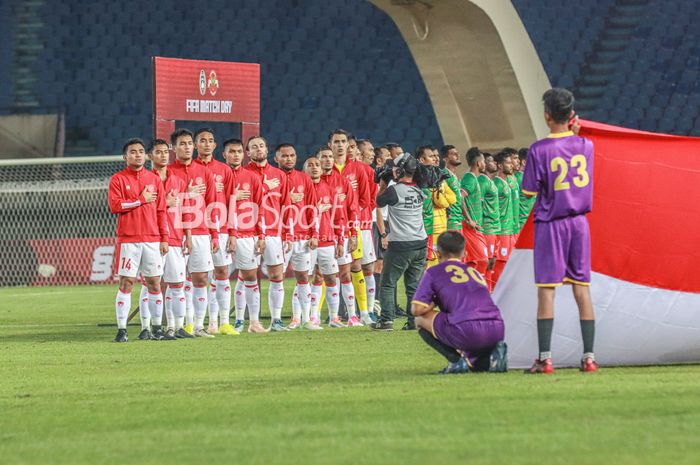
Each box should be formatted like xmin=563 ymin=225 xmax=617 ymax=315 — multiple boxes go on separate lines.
xmin=495 ymin=120 xmax=700 ymax=367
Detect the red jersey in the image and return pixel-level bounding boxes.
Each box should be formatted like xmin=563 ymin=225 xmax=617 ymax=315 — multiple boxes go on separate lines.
xmin=154 ymin=167 xmax=188 ymax=247
xmin=225 ymin=165 xmax=264 ymax=238
xmin=168 ymin=159 xmax=219 ymax=240
xmin=333 ymin=159 xmax=370 ymax=230
xmin=312 ymin=178 xmax=346 ymax=247
xmin=108 ymin=166 xmax=168 ymax=243
xmin=245 ymin=162 xmax=291 ymax=237
xmin=283 ymin=168 xmax=318 ymax=241
xmin=320 ymin=170 xmax=356 ymax=238
xmin=358 ymin=161 xmax=377 ymax=230
xmin=194 ymin=156 xmax=232 ymax=233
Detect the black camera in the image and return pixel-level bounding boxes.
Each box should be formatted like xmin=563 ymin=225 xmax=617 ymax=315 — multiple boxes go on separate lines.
xmin=374 ymin=158 xmax=395 ymax=184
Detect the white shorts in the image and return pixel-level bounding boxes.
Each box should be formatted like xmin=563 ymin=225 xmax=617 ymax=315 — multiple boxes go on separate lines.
xmin=284 ymin=239 xmax=311 ymax=273
xmin=162 ymin=246 xmax=186 ymax=283
xmin=262 ymin=236 xmax=285 ymax=267
xmin=212 ymin=232 xmax=232 ymax=267
xmin=118 ymin=242 xmax=162 ymax=278
xmin=336 ymin=238 xmax=353 ymax=266
xmin=312 ymin=245 xmax=339 ymax=275
xmin=188 ymin=235 xmax=214 ymax=273
xmin=234 ymin=236 xmax=260 ymax=270
xmin=360 ymin=229 xmax=376 ymax=265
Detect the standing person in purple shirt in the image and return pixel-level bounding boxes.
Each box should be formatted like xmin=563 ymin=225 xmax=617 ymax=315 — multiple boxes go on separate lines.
xmin=411 ymin=231 xmax=507 ymax=374
xmin=521 ymin=88 xmax=599 ymax=374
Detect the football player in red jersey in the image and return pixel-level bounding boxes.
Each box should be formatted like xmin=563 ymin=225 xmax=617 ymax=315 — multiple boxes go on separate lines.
xmin=168 ymin=128 xmax=221 ymax=338
xmin=108 ymin=138 xmax=168 ymax=342
xmin=193 ymin=128 xmax=237 ymax=335
xmin=245 ymin=136 xmax=292 ymax=331
xmin=275 ymin=143 xmax=319 ymax=329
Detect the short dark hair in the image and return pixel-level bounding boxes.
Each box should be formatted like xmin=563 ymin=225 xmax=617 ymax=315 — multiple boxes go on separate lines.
xmin=493 ymin=151 xmax=510 ymax=165
xmin=245 ymin=135 xmax=267 ymax=150
xmin=328 ymin=128 xmax=350 ymax=141
xmin=466 ymin=147 xmax=483 ymax=166
xmin=357 ymin=139 xmax=369 ymax=147
xmin=347 ymin=133 xmax=357 ymax=143
xmin=170 ymin=128 xmax=193 ymax=145
xmin=439 ymin=145 xmax=456 ymax=159
xmin=415 ymin=145 xmax=433 ymax=160
xmin=316 ymin=146 xmax=332 ymax=157
xmin=122 ymin=138 xmax=145 ymax=154
xmin=386 ymin=142 xmax=401 ymax=151
xmin=275 ymin=143 xmax=295 ymax=153
xmin=543 ymin=87 xmax=575 ymax=124
xmin=194 ymin=127 xmax=215 ymax=140
xmin=437 ymin=231 xmax=465 ymax=257
xmin=373 ymin=146 xmax=387 ymax=163
xmin=222 ymin=138 xmax=243 ymax=150
xmin=502 ymin=147 xmax=518 ymax=157
xmin=147 ymin=138 xmax=169 ymax=153
xmin=518 ymin=148 xmax=529 ymax=161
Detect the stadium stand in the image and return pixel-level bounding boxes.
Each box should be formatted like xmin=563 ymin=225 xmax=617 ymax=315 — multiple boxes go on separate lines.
xmin=0 ymin=0 xmax=442 ymax=156
xmin=513 ymin=0 xmax=700 ymax=136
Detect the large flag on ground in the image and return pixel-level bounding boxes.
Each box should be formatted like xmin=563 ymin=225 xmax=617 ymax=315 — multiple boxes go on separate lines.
xmin=495 ymin=120 xmax=700 ymax=367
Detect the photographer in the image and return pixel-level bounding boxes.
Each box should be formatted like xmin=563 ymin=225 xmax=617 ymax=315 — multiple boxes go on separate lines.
xmin=370 ymin=154 xmax=427 ymax=332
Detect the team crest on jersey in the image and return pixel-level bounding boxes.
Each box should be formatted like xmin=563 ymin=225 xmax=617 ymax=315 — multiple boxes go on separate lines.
xmin=208 ymin=70 xmax=219 ymax=96
xmin=199 ymin=70 xmax=206 ymax=96
xmin=215 ymin=175 xmax=223 ymax=183
xmin=348 ymin=175 xmax=356 ymax=181
xmin=323 ymin=196 xmax=330 ymax=204
xmin=336 ymin=187 xmax=343 ymax=194
xmin=146 ymin=184 xmax=155 ymax=192
xmin=195 ymin=177 xmax=203 ymax=185
xmin=297 ymin=185 xmax=304 ymax=193
xmin=242 ymin=183 xmax=250 ymax=190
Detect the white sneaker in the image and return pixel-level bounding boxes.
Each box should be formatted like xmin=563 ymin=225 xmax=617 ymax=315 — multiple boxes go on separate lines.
xmin=329 ymin=318 xmax=347 ymax=328
xmin=360 ymin=313 xmax=374 ymax=325
xmin=287 ymin=318 xmax=301 ymax=330
xmin=302 ymin=320 xmax=323 ymax=330
xmin=194 ymin=328 xmax=215 ymax=338
xmin=207 ymin=323 xmax=219 ymax=334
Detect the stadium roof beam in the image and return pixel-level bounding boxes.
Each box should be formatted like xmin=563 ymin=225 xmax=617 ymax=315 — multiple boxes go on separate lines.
xmin=372 ymin=0 xmax=550 ymax=157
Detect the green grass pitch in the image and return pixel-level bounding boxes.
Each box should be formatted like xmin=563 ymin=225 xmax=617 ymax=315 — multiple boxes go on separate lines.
xmin=1 ymin=283 xmax=699 ymax=465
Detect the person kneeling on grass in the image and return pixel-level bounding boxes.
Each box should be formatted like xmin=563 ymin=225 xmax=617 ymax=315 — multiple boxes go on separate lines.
xmin=411 ymin=231 xmax=508 ymax=374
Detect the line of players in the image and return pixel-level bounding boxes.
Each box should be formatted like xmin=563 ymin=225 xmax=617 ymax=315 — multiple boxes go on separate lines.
xmin=109 ymin=128 xmax=383 ymax=341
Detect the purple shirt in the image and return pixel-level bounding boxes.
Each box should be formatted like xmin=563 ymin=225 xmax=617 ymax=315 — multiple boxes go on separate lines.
xmin=522 ymin=131 xmax=594 ymax=223
xmin=412 ymin=260 xmax=502 ymax=325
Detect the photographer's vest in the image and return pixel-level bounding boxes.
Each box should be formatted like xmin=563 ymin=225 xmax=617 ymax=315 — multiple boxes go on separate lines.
xmin=387 ymin=182 xmax=428 ymax=251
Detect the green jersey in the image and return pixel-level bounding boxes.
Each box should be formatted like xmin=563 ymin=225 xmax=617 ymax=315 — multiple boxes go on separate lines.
xmin=493 ymin=176 xmax=513 ymax=235
xmin=422 ymin=187 xmax=434 ymax=235
xmin=460 ymin=171 xmax=483 ymax=226
xmin=515 ymin=170 xmax=535 ymax=229
xmin=477 ymin=174 xmax=500 ymax=235
xmin=444 ymin=169 xmax=464 ymax=230
xmin=508 ymin=174 xmax=520 ymax=234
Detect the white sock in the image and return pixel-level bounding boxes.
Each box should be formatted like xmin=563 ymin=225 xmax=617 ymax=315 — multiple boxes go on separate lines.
xmin=208 ymin=281 xmax=219 ymax=327
xmin=164 ymin=288 xmax=175 ymax=329
xmin=310 ymin=283 xmax=323 ymax=321
xmin=139 ymin=285 xmax=150 ymax=330
xmin=216 ymin=279 xmax=232 ymax=325
xmin=269 ymin=280 xmax=284 ymax=320
xmin=234 ymin=278 xmax=246 ymax=321
xmin=115 ymin=289 xmax=131 ymax=329
xmin=326 ymin=284 xmax=340 ymax=320
xmin=291 ymin=284 xmax=301 ymax=320
xmin=365 ymin=274 xmax=376 ymax=314
xmin=184 ymin=279 xmax=194 ymax=326
xmin=297 ymin=281 xmax=311 ymax=323
xmin=169 ymin=285 xmax=186 ymax=329
xmin=341 ymin=280 xmax=356 ymax=318
xmin=193 ymin=286 xmax=207 ymax=330
xmin=148 ymin=291 xmax=163 ymax=327
xmin=245 ymin=280 xmax=261 ymax=322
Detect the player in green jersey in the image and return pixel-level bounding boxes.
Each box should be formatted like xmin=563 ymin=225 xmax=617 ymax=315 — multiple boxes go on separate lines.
xmin=492 ymin=151 xmax=514 ymax=286
xmin=459 ymin=147 xmax=489 ymax=275
xmin=517 ymin=148 xmax=536 ymax=229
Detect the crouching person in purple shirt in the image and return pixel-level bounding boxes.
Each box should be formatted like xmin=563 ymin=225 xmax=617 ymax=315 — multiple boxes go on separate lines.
xmin=411 ymin=231 xmax=508 ymax=374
